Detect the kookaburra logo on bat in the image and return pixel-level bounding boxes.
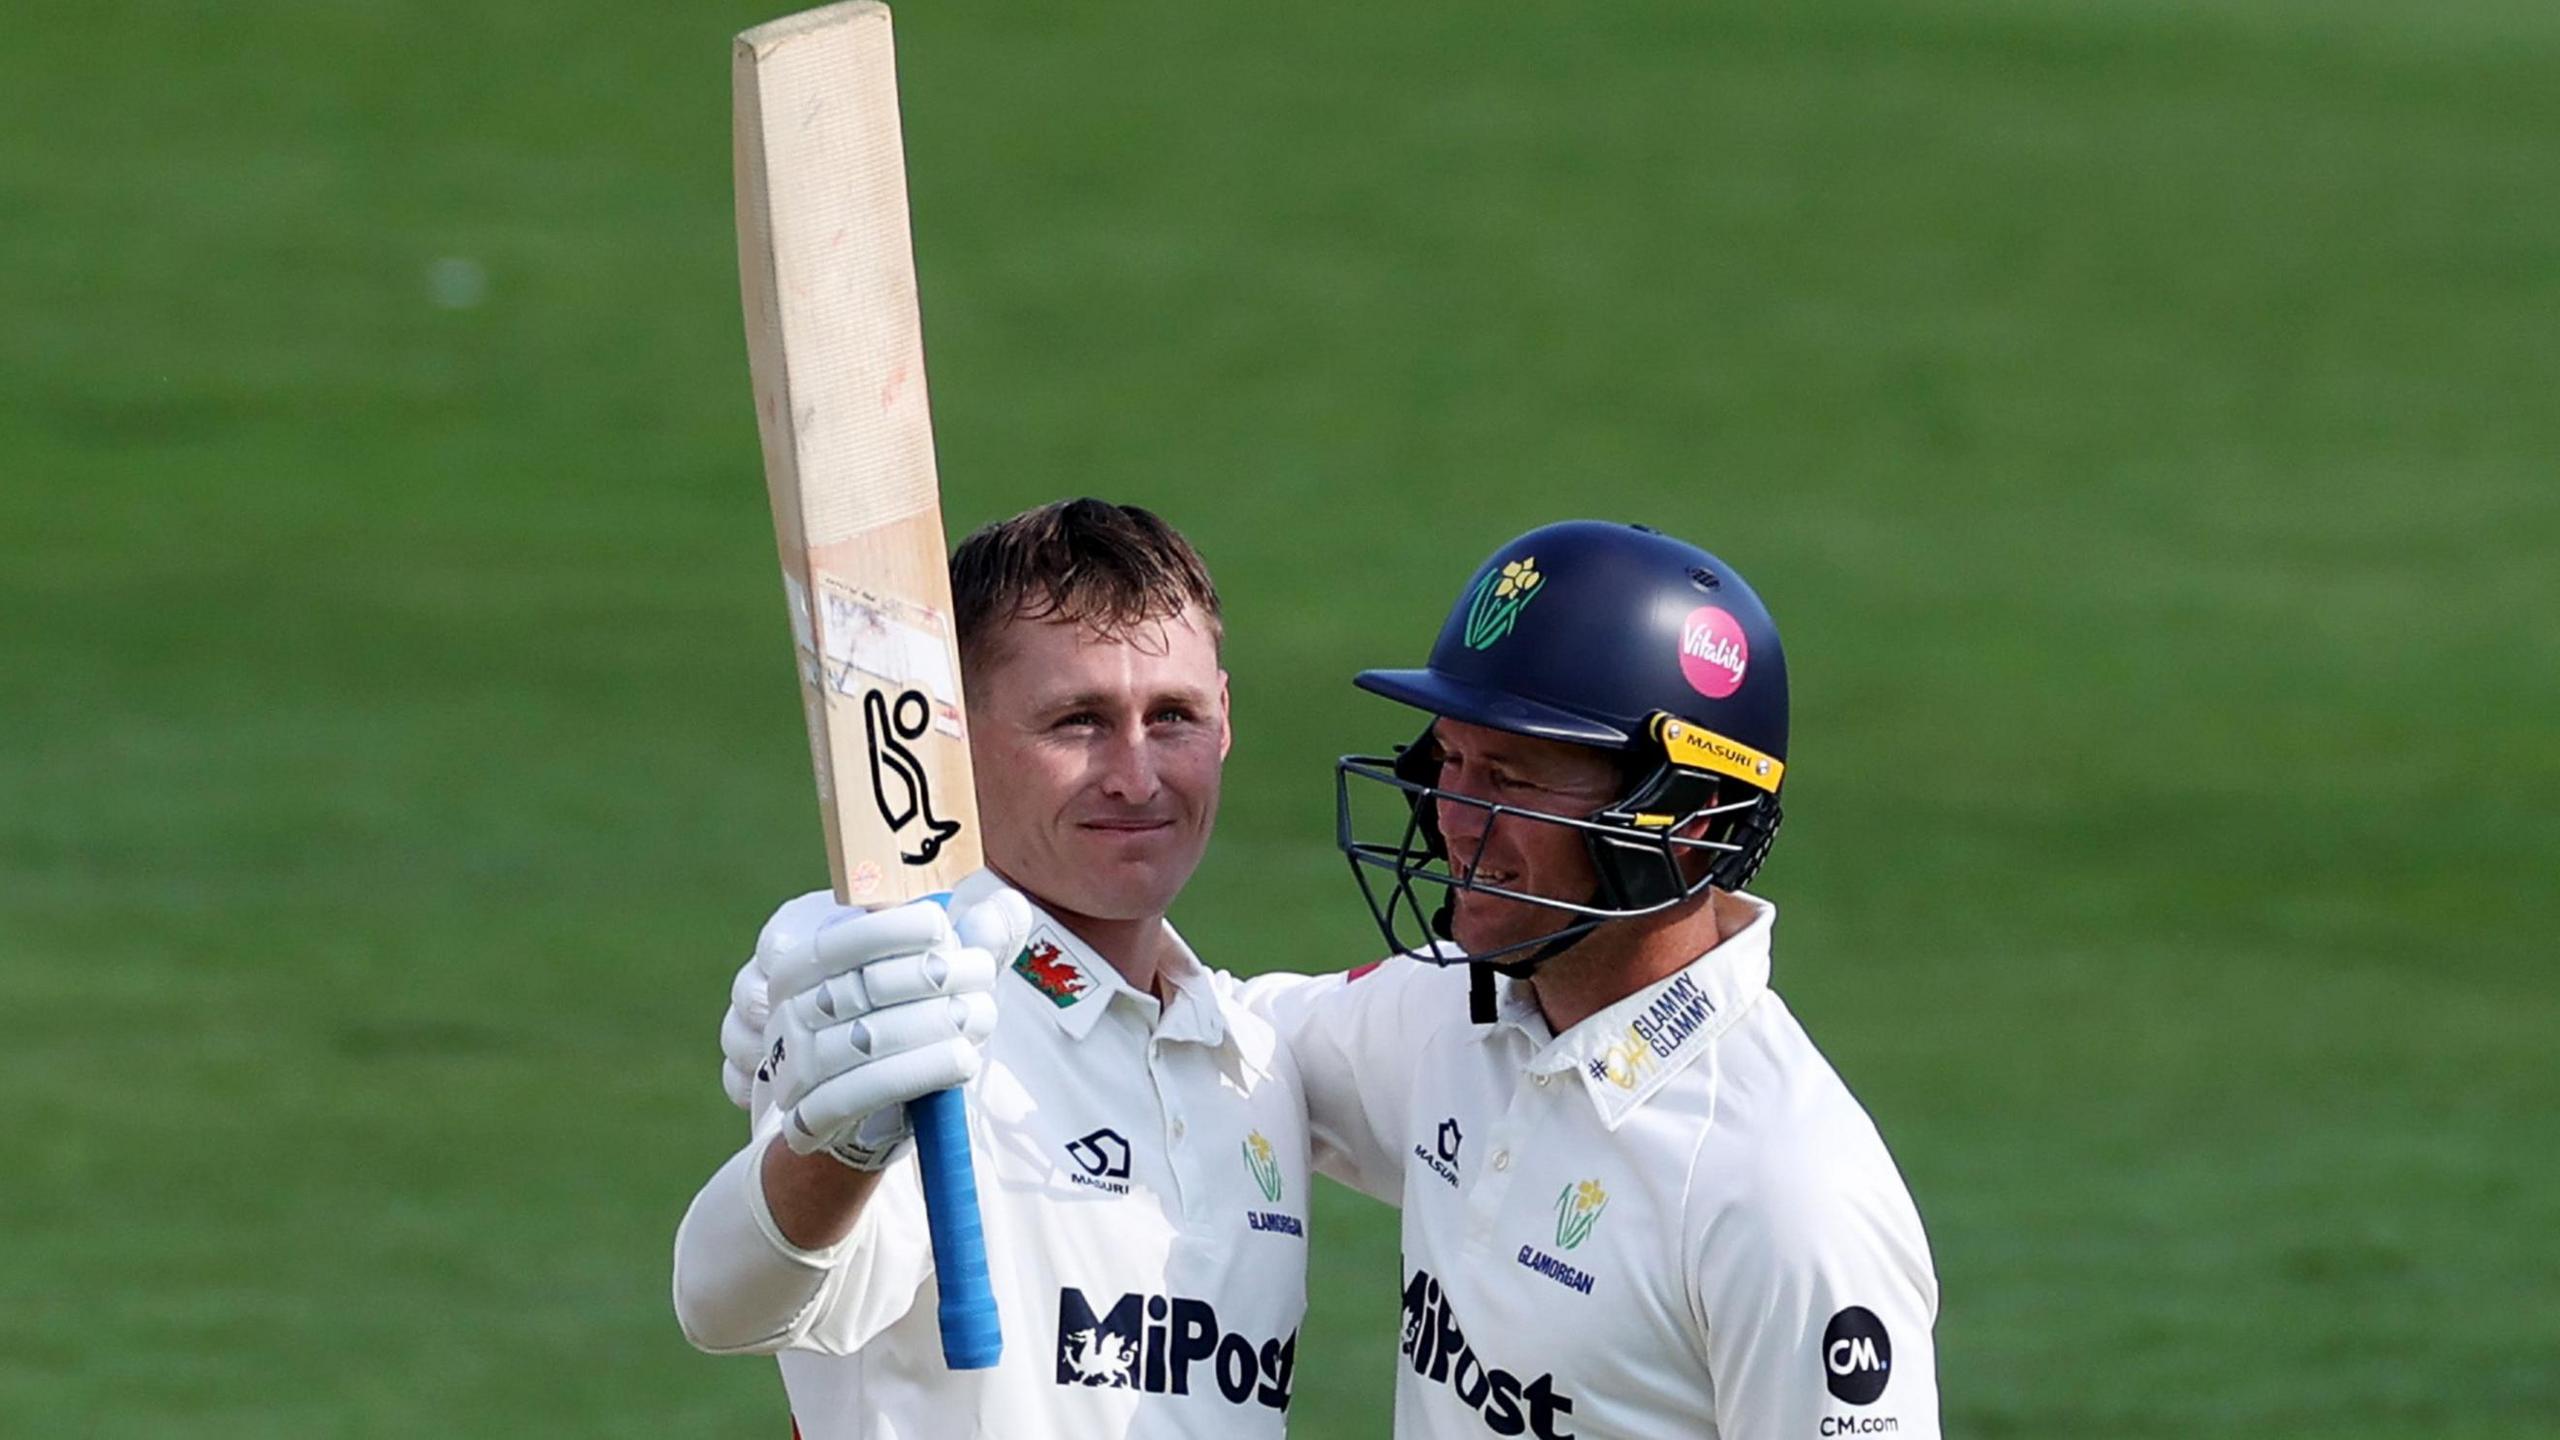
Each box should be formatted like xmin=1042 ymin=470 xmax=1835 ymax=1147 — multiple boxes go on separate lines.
xmin=864 ymin=688 xmax=962 ymax=865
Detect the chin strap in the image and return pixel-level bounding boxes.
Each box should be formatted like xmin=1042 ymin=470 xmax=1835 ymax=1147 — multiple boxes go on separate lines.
xmin=1457 ymin=909 xmax=1605 ymax=1024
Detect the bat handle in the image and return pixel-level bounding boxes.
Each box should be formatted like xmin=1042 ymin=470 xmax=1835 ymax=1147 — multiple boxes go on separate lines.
xmin=907 ymin=890 xmax=1001 ymax=1370
xmin=909 ymin=1087 xmax=1000 ymax=1368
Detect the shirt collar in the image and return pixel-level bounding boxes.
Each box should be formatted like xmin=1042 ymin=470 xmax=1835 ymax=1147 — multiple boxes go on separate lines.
xmin=1510 ymin=891 xmax=1778 ymax=1130
xmin=1002 ymin=902 xmax=1229 ymax=1048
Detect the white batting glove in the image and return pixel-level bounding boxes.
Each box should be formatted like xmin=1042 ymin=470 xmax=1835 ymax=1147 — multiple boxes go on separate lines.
xmin=720 ymin=890 xmax=837 ymax=1113
xmin=757 ymin=873 xmax=1032 ymax=1170
xmin=719 ymin=955 xmax=768 ymax=1112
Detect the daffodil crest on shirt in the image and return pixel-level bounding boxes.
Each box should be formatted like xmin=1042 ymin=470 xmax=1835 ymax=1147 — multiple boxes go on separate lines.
xmin=1554 ymin=1180 xmax=1608 ymax=1250
xmin=1243 ymin=1130 xmax=1284 ymax=1203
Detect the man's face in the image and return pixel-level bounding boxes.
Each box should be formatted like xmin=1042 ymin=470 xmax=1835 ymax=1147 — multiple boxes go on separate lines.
xmin=967 ymin=607 xmax=1230 ymax=925
xmin=1429 ymin=717 xmax=1622 ymax=956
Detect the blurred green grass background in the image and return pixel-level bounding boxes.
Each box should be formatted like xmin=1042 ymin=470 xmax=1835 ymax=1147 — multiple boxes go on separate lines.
xmin=4 ymin=1 xmax=2557 ymax=1435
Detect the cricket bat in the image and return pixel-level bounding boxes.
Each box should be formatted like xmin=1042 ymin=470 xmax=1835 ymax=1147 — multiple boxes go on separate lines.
xmin=733 ymin=1 xmax=998 ymax=1370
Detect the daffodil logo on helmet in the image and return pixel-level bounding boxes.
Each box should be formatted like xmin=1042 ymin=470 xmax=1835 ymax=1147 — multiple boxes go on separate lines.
xmin=1461 ymin=556 xmax=1544 ymax=650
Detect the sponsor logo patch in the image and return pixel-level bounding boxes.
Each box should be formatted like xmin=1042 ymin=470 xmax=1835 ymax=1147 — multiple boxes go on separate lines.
xmin=1657 ymin=715 xmax=1784 ymax=792
xmin=1065 ymin=1128 xmax=1132 ymax=1194
xmin=1401 ymin=1269 xmax=1578 ymax=1439
xmin=1823 ymin=1306 xmax=1893 ymax=1405
xmin=1013 ymin=932 xmax=1091 ymax=1008
xmin=1414 ymin=1118 xmax=1462 ymax=1189
xmin=1677 ymin=604 xmax=1749 ymax=699
xmin=1056 ymin=1288 xmax=1296 ymax=1409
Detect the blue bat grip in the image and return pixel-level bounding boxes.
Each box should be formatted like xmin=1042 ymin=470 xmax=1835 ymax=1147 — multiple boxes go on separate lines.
xmin=909 ymin=893 xmax=1001 ymax=1370
xmin=909 ymin=1088 xmax=1000 ymax=1368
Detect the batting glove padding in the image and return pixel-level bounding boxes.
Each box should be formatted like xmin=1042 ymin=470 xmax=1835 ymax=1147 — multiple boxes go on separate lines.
xmin=720 ymin=950 xmax=773 ymax=1112
xmin=754 ymin=877 xmax=1030 ymax=1168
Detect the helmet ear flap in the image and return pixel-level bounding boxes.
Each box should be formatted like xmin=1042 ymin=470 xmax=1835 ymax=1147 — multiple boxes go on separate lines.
xmin=1589 ymin=760 xmax=1714 ymax=911
xmin=1388 ymin=728 xmax=1460 ymax=943
xmin=1390 ymin=727 xmax=1449 ymax=862
xmin=1713 ymin=794 xmax=1783 ymax=893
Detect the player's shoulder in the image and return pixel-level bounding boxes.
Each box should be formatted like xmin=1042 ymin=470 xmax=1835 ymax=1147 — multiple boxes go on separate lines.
xmin=1688 ymin=991 xmax=1919 ymax=1234
xmin=1304 ymin=951 xmax=1479 ymax=1038
xmin=1217 ymin=950 xmax=1472 ymax=1021
xmin=1333 ymin=949 xmax=1475 ymax=1001
xmin=1205 ymin=952 xmax=1458 ymax=1049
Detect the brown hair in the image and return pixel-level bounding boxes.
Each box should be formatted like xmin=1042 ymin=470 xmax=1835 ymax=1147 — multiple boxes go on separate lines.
xmin=949 ymin=499 xmax=1223 ymax=675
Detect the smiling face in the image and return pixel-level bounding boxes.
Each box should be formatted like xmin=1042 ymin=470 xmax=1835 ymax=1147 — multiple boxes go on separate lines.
xmin=1427 ymin=717 xmax=1625 ymax=956
xmin=966 ymin=606 xmax=1230 ymax=926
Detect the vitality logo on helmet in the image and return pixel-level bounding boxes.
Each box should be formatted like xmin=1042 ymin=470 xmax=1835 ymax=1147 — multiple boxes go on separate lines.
xmin=1055 ymin=1288 xmax=1297 ymax=1410
xmin=1677 ymin=605 xmax=1749 ymax=697
xmin=1401 ymin=1269 xmax=1579 ymax=1438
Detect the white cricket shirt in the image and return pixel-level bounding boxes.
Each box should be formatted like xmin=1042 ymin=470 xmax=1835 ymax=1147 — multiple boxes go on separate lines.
xmin=674 ymin=908 xmax=1313 ymax=1440
xmin=1273 ymin=893 xmax=1940 ymax=1439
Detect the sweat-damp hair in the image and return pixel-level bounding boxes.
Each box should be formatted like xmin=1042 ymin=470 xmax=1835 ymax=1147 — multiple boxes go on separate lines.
xmin=948 ymin=498 xmax=1223 ymax=675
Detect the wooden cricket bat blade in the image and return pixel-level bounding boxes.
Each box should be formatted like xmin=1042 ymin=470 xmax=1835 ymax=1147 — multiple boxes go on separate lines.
xmin=734 ymin=0 xmax=982 ymax=910
xmin=734 ymin=1 xmax=1000 ymax=1373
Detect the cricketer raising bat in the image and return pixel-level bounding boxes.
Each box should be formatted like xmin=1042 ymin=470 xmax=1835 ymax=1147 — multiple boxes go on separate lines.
xmin=732 ymin=1 xmax=999 ymax=1370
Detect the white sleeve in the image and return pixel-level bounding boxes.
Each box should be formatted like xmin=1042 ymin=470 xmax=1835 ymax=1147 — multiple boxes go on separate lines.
xmin=1690 ymin=1131 xmax=1941 ymax=1439
xmin=1237 ymin=961 xmax=1440 ymax=1206
xmin=670 ymin=1120 xmax=936 ymax=1356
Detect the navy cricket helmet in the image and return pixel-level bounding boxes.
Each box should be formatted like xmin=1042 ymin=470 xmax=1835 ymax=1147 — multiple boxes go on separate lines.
xmin=1335 ymin=520 xmax=1790 ymax=979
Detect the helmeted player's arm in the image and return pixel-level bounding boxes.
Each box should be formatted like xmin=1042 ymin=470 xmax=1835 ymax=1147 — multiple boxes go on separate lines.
xmin=1690 ymin=1127 xmax=1943 ymax=1438
xmin=1237 ymin=958 xmax=1449 ymax=1205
